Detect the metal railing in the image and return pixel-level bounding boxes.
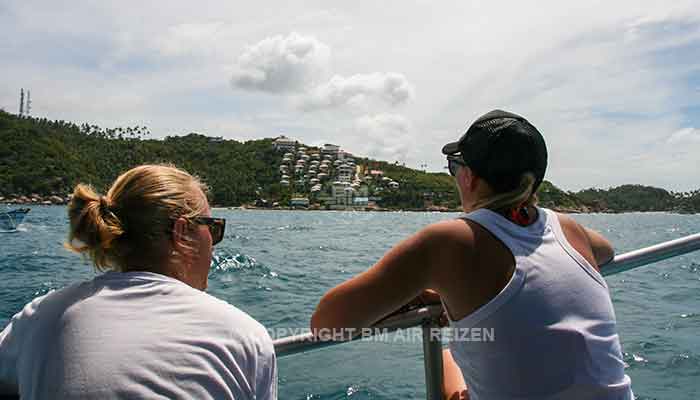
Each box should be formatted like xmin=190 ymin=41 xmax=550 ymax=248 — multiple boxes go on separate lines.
xmin=2 ymin=233 xmax=699 ymax=400
xmin=600 ymin=232 xmax=700 ymax=277
xmin=273 ymin=232 xmax=700 ymax=400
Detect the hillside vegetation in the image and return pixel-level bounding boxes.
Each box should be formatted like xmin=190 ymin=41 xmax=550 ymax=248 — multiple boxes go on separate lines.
xmin=1 ymin=111 xmax=698 ymax=213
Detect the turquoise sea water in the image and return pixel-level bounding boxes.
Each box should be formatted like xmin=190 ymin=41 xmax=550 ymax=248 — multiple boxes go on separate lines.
xmin=1 ymin=206 xmax=699 ymax=399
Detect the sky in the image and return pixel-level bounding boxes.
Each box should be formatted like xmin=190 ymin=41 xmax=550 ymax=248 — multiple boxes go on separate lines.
xmin=1 ymin=1 xmax=699 ymax=191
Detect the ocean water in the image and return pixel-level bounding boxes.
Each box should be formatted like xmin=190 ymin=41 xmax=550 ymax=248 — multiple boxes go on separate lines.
xmin=1 ymin=206 xmax=699 ymax=399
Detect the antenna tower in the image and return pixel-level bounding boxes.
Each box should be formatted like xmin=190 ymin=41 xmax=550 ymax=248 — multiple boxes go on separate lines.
xmin=19 ymin=88 xmax=24 ymax=116
xmin=26 ymin=90 xmax=32 ymax=116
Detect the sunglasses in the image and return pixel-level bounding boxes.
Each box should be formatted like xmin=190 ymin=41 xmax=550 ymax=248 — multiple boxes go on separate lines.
xmin=446 ymin=155 xmax=466 ymax=177
xmin=192 ymin=216 xmax=226 ymax=246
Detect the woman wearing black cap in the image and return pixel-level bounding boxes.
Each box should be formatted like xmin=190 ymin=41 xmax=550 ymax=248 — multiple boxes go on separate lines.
xmin=311 ymin=110 xmax=633 ymax=399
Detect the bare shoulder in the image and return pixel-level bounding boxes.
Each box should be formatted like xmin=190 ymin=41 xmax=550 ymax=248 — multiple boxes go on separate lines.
xmin=418 ymin=219 xmax=477 ymax=248
xmin=554 ymin=212 xmax=587 ymax=237
xmin=551 ymin=212 xmax=600 ymax=268
xmin=413 ymin=219 xmax=479 ymax=270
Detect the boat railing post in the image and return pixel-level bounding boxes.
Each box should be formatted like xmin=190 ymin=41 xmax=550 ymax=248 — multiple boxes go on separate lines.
xmin=422 ymin=322 xmax=443 ymax=400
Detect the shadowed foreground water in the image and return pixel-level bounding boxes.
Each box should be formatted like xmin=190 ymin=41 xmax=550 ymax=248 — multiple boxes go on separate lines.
xmin=1 ymin=206 xmax=699 ymax=399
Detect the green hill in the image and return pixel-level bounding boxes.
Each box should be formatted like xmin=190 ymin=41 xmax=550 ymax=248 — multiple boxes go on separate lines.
xmin=0 ymin=111 xmax=281 ymax=206
xmin=575 ymin=185 xmax=677 ymax=212
xmin=1 ymin=110 xmax=697 ymax=213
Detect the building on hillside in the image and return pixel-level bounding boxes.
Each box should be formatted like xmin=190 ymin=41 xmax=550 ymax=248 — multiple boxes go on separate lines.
xmin=322 ymin=143 xmax=340 ymax=156
xmin=332 ymin=182 xmax=352 ymax=206
xmin=338 ymin=151 xmax=354 ymax=161
xmin=290 ymin=197 xmax=309 ymax=208
xmin=274 ymin=136 xmax=296 ymax=151
xmin=353 ymin=197 xmax=369 ymax=207
xmin=337 ymin=164 xmax=354 ymax=182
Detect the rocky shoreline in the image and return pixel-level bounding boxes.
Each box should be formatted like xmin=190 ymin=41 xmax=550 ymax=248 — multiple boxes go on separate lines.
xmin=1 ymin=194 xmax=71 ymax=205
xmin=3 ymin=196 xmax=691 ymax=215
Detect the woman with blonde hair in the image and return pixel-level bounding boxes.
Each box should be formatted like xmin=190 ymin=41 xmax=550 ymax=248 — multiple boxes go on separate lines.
xmin=311 ymin=110 xmax=633 ymax=399
xmin=0 ymin=164 xmax=277 ymax=399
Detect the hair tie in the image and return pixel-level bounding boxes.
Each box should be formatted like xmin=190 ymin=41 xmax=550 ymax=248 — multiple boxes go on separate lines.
xmin=99 ymin=196 xmax=111 ymax=213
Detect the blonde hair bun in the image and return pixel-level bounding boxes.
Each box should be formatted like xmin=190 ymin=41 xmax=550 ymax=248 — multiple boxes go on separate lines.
xmin=65 ymin=164 xmax=208 ymax=271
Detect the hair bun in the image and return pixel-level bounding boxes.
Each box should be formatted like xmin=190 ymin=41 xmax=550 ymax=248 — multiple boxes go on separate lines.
xmin=66 ymin=184 xmax=125 ymax=266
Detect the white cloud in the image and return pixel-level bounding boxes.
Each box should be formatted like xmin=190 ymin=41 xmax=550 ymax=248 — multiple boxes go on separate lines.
xmin=230 ymin=32 xmax=330 ymax=93
xmin=300 ymin=72 xmax=414 ymax=110
xmin=228 ymin=33 xmax=415 ymax=111
xmin=2 ymin=1 xmax=700 ymax=190
xmin=352 ymin=114 xmax=413 ymax=163
xmin=667 ymin=127 xmax=700 ymax=144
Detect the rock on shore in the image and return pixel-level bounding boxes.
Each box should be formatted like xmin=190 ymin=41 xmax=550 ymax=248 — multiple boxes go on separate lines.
xmin=1 ymin=193 xmax=71 ymax=205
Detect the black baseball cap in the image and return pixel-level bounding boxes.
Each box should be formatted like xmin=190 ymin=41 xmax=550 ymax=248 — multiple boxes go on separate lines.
xmin=442 ymin=110 xmax=547 ymax=194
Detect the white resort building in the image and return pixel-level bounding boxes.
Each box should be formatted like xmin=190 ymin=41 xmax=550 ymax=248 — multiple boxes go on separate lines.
xmin=274 ymin=136 xmax=296 ymax=152
xmin=337 ymin=164 xmax=354 ymax=182
xmin=272 ymin=139 xmax=396 ymax=209
xmin=322 ymin=143 xmax=340 ymax=156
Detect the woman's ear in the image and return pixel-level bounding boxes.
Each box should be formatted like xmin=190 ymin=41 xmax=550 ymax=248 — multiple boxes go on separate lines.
xmin=467 ymin=166 xmax=489 ymax=193
xmin=457 ymin=166 xmax=475 ymax=192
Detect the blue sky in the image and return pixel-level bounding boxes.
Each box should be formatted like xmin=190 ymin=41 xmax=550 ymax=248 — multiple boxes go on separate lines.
xmin=1 ymin=1 xmax=699 ymax=191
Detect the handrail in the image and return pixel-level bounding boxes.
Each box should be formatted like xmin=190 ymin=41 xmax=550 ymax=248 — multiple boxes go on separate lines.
xmin=1 ymin=234 xmax=698 ymax=400
xmin=272 ymin=232 xmax=700 ymax=399
xmin=274 ymin=304 xmax=444 ymax=357
xmin=600 ymin=232 xmax=700 ymax=276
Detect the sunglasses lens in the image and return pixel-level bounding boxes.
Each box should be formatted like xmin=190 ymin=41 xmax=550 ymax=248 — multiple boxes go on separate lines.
xmin=212 ymin=221 xmax=225 ymax=245
xmin=210 ymin=225 xmax=219 ymax=245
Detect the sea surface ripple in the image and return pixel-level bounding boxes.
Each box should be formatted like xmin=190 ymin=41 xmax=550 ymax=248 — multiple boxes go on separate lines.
xmin=1 ymin=207 xmax=699 ymax=399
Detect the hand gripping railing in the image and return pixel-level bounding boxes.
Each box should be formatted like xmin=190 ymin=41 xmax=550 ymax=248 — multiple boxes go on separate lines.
xmin=1 ymin=234 xmax=699 ymax=400
xmin=273 ymin=232 xmax=700 ymax=400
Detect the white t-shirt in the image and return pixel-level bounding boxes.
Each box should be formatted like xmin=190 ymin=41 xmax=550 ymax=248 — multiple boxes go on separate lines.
xmin=0 ymin=271 xmax=277 ymax=399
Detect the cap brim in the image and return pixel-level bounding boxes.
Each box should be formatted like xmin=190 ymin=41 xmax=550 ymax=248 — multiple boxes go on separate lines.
xmin=442 ymin=142 xmax=460 ymax=155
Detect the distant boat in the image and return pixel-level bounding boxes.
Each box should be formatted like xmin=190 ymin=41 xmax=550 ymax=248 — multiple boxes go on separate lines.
xmin=0 ymin=208 xmax=30 ymax=231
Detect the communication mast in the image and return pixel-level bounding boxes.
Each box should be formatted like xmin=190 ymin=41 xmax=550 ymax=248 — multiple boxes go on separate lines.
xmin=26 ymin=90 xmax=32 ymax=116
xmin=19 ymin=88 xmax=24 ymax=116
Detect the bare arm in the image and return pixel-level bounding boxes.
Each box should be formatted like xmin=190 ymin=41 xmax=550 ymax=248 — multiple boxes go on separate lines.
xmin=583 ymin=226 xmax=615 ymax=267
xmin=556 ymin=213 xmax=615 ymax=270
xmin=310 ymin=222 xmax=452 ymax=338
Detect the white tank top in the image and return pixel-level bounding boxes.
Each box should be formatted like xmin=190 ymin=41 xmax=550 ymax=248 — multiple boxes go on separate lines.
xmin=446 ymin=208 xmax=633 ymax=400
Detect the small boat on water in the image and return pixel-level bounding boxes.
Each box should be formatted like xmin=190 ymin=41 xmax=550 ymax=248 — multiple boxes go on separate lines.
xmin=0 ymin=208 xmax=30 ymax=231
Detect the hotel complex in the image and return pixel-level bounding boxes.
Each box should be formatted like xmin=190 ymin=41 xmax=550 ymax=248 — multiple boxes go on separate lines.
xmin=274 ymin=136 xmax=400 ymax=210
